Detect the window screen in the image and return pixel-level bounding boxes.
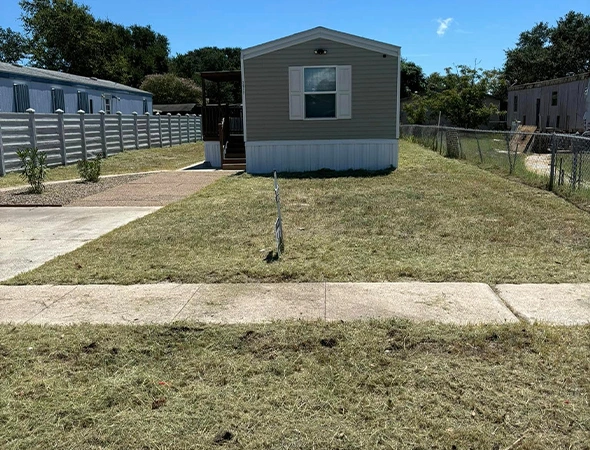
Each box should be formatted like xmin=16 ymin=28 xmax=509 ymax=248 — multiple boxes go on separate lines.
xmin=51 ymin=88 xmax=65 ymax=112
xmin=13 ymin=84 xmax=30 ymax=112
xmin=77 ymin=91 xmax=89 ymax=112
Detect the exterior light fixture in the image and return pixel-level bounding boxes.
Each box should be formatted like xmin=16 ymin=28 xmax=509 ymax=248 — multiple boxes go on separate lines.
xmin=314 ymin=48 xmax=327 ymax=55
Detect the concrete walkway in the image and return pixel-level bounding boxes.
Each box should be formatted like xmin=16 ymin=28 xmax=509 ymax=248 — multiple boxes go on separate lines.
xmin=0 ymin=207 xmax=158 ymax=282
xmin=68 ymin=171 xmax=232 ymax=207
xmin=1 ymin=282 xmax=589 ymax=326
xmin=0 ymin=170 xmax=236 ymax=282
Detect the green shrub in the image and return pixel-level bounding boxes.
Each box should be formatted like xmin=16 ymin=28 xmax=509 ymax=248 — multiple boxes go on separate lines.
xmin=77 ymin=156 xmax=102 ymax=182
xmin=16 ymin=147 xmax=48 ymax=194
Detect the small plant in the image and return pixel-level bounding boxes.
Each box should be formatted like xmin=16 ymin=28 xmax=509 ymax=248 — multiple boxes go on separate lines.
xmin=77 ymin=156 xmax=102 ymax=182
xmin=16 ymin=147 xmax=48 ymax=194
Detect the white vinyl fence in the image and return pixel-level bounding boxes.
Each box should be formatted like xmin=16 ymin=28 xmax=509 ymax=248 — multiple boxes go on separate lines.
xmin=0 ymin=109 xmax=202 ymax=176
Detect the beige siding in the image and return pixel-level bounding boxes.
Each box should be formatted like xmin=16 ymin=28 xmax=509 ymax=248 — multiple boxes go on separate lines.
xmin=243 ymin=38 xmax=398 ymax=141
xmin=508 ymin=77 xmax=590 ymax=132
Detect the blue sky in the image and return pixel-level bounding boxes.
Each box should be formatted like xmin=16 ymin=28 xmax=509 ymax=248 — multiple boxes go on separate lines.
xmin=2 ymin=0 xmax=589 ymax=75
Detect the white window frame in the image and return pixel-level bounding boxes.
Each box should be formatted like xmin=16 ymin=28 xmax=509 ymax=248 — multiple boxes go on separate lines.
xmin=103 ymin=94 xmax=112 ymax=114
xmin=303 ymin=66 xmax=338 ymax=121
xmin=289 ymin=65 xmax=352 ymax=121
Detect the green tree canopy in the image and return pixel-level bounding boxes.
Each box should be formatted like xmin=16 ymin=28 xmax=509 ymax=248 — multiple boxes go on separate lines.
xmin=170 ymin=47 xmax=242 ymax=104
xmin=504 ymin=11 xmax=590 ymax=84
xmin=18 ymin=0 xmax=169 ymax=87
xmin=140 ymin=74 xmax=202 ymax=104
xmin=400 ymin=59 xmax=426 ymax=98
xmin=170 ymin=47 xmax=242 ymax=80
xmin=0 ymin=27 xmax=28 ymax=63
xmin=404 ymin=65 xmax=501 ymax=129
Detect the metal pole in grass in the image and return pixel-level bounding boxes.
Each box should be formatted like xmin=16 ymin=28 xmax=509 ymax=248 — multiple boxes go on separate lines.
xmin=549 ymin=134 xmax=557 ymax=191
xmin=274 ymin=170 xmax=284 ymax=256
xmin=475 ymin=132 xmax=483 ymax=163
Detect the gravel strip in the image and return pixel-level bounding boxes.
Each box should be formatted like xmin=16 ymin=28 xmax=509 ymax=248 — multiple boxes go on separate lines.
xmin=0 ymin=175 xmax=145 ymax=206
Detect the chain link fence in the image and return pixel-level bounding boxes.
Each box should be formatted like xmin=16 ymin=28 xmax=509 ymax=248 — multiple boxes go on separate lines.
xmin=401 ymin=124 xmax=590 ymax=203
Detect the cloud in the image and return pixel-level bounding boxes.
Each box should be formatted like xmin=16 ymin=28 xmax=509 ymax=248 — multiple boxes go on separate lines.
xmin=436 ymin=18 xmax=453 ymax=36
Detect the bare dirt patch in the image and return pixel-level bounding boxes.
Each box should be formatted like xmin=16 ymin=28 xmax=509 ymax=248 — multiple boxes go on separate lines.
xmin=525 ymin=153 xmax=552 ymax=176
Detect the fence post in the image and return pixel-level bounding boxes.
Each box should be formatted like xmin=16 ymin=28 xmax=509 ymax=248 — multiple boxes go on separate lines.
xmin=26 ymin=108 xmax=38 ymax=150
xmin=78 ymin=109 xmax=87 ymax=161
xmin=56 ymin=109 xmax=66 ymax=165
xmin=99 ymin=110 xmax=108 ymax=158
xmin=186 ymin=115 xmax=191 ymax=143
xmin=133 ymin=112 xmax=139 ymax=149
xmin=549 ymin=134 xmax=557 ymax=191
xmin=117 ymin=111 xmax=124 ymax=152
xmin=177 ymin=113 xmax=182 ymax=144
xmin=145 ymin=112 xmax=151 ymax=148
xmin=475 ymin=132 xmax=483 ymax=163
xmin=157 ymin=113 xmax=163 ymax=148
xmin=167 ymin=113 xmax=172 ymax=147
xmin=0 ymin=123 xmax=5 ymax=176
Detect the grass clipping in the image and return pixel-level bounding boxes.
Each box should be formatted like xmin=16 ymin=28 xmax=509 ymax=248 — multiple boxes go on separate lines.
xmin=0 ymin=321 xmax=588 ymax=449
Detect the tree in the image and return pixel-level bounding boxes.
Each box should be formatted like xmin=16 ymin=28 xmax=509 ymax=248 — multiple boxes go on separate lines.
xmin=0 ymin=27 xmax=28 ymax=63
xmin=18 ymin=0 xmax=170 ymax=87
xmin=504 ymin=11 xmax=590 ymax=84
xmin=170 ymin=47 xmax=242 ymax=104
xmin=140 ymin=74 xmax=202 ymax=104
xmin=123 ymin=25 xmax=169 ymax=88
xmin=403 ymin=65 xmax=501 ymax=128
xmin=20 ymin=0 xmax=102 ymax=75
xmin=400 ymin=59 xmax=426 ymax=98
xmin=170 ymin=47 xmax=241 ymax=80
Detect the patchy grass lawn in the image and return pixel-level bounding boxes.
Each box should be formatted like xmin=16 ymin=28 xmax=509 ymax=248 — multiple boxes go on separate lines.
xmin=8 ymin=140 xmax=590 ymax=285
xmin=0 ymin=321 xmax=588 ymax=449
xmin=0 ymin=142 xmax=204 ymax=189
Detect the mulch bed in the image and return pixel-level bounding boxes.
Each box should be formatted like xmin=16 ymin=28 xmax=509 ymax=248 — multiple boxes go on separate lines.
xmin=0 ymin=175 xmax=145 ymax=207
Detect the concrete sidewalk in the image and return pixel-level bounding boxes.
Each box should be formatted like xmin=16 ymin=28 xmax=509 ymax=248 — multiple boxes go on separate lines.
xmin=1 ymin=282 xmax=589 ymax=326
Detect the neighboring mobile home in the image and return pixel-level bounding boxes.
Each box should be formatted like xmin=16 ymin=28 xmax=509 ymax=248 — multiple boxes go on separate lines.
xmin=507 ymin=73 xmax=590 ymax=133
xmin=202 ymin=27 xmax=401 ymax=173
xmin=0 ymin=62 xmax=152 ymax=115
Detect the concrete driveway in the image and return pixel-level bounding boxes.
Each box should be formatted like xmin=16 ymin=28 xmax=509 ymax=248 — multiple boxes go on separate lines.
xmin=0 ymin=206 xmax=158 ymax=282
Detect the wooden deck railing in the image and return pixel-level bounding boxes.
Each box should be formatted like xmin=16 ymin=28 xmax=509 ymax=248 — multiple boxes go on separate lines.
xmin=203 ymin=104 xmax=242 ymax=140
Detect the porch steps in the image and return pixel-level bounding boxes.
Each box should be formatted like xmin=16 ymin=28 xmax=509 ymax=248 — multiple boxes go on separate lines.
xmin=222 ymin=136 xmax=245 ymax=170
xmin=223 ymin=163 xmax=246 ymax=171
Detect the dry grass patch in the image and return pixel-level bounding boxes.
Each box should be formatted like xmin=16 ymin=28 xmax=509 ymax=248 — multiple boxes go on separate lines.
xmin=8 ymin=140 xmax=590 ymax=284
xmin=0 ymin=321 xmax=588 ymax=449
xmin=0 ymin=142 xmax=204 ymax=189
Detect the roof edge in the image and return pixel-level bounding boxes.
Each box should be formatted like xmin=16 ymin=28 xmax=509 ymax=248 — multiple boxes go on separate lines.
xmin=0 ymin=62 xmax=152 ymax=96
xmin=242 ymin=26 xmax=400 ymax=60
xmin=508 ymin=72 xmax=590 ymax=91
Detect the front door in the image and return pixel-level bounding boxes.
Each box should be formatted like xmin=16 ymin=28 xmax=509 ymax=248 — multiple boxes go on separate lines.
xmin=535 ymin=98 xmax=541 ymax=127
